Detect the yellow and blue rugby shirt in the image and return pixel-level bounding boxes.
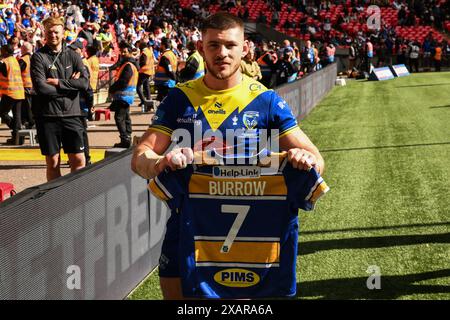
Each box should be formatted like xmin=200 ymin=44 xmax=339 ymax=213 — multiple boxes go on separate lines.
xmin=149 ymin=158 xmax=329 ymax=299
xmin=149 ymin=74 xmax=300 ymax=145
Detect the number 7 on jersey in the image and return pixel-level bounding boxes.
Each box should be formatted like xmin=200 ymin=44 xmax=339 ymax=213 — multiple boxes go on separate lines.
xmin=220 ymin=205 xmax=250 ymax=253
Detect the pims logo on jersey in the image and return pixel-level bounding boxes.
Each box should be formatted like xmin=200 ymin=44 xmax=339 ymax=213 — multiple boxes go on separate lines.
xmin=214 ymin=269 xmax=260 ymax=287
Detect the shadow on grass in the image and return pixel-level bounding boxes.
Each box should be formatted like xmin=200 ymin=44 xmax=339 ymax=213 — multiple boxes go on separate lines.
xmin=298 ymin=233 xmax=450 ymax=256
xmin=297 ymin=269 xmax=450 ymax=299
xmin=321 ymin=141 xmax=450 ymax=153
xmin=396 ymin=83 xmax=450 ymax=88
xmin=301 ymin=222 xmax=450 ymax=236
xmin=430 ymin=105 xmax=450 ymax=109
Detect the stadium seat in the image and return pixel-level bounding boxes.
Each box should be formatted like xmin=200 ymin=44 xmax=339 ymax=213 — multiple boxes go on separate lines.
xmin=0 ymin=182 xmax=16 ymax=202
xmin=95 ymin=108 xmax=111 ymax=121
xmin=175 ymin=0 xmax=449 ymax=46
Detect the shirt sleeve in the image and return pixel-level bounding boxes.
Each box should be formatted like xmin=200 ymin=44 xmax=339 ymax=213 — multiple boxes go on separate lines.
xmin=148 ymin=168 xmax=189 ymax=210
xmin=178 ymin=56 xmax=199 ymax=81
xmin=30 ymin=52 xmax=61 ymax=97
xmin=57 ymin=51 xmax=89 ymax=92
xmin=268 ymin=91 xmax=299 ymax=138
xmin=262 ymin=52 xmax=276 ymax=70
xmin=0 ymin=61 xmax=7 ymax=77
xmin=148 ymin=89 xmax=180 ymax=137
xmin=139 ymin=53 xmax=147 ymax=68
xmin=18 ymin=58 xmax=27 ymax=72
xmin=285 ymin=165 xmax=330 ymax=211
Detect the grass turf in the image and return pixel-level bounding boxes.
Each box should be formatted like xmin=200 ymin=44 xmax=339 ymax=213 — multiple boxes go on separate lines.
xmin=128 ymin=72 xmax=450 ymax=300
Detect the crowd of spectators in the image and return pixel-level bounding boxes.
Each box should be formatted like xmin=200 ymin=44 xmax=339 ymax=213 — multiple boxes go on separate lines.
xmin=0 ymin=0 xmax=448 ymax=76
xmin=0 ymin=0 xmax=449 ymax=147
xmin=0 ymin=0 xmax=343 ymax=92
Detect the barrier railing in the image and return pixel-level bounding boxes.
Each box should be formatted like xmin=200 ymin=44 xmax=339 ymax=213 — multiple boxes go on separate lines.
xmin=0 ymin=150 xmax=168 ymax=299
xmin=276 ymin=63 xmax=337 ymax=121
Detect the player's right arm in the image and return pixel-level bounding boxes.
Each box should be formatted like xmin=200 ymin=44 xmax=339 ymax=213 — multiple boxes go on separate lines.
xmin=131 ymin=129 xmax=171 ymax=179
xmin=131 ymin=129 xmax=194 ymax=180
xmin=132 ymin=88 xmax=194 ymax=179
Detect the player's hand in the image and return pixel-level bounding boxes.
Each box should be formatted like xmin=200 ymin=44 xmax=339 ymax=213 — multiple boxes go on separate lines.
xmin=160 ymin=148 xmax=194 ymax=172
xmin=287 ymin=148 xmax=317 ymax=171
xmin=46 ymin=78 xmax=59 ymax=86
xmin=71 ymin=71 xmax=80 ymax=79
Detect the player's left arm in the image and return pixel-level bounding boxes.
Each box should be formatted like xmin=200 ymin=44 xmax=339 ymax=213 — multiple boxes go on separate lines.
xmin=279 ymin=128 xmax=324 ymax=175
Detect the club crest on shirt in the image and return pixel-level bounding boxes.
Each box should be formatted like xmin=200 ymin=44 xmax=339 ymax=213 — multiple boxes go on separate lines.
xmin=243 ymin=111 xmax=259 ymax=129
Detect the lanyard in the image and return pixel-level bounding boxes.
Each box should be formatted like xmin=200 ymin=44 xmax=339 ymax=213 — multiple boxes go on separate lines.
xmin=48 ymin=48 xmax=63 ymax=73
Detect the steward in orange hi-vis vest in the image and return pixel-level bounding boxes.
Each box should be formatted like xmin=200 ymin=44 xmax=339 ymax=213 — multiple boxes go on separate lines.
xmin=0 ymin=55 xmax=25 ymax=100
xmin=154 ymin=49 xmax=177 ymax=87
xmin=18 ymin=42 xmax=35 ymax=131
xmin=0 ymin=44 xmax=25 ymax=145
xmin=140 ymin=47 xmax=155 ymax=76
xmin=19 ymin=54 xmax=32 ymax=89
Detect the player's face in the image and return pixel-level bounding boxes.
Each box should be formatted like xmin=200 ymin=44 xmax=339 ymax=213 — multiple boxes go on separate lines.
xmin=199 ymin=27 xmax=249 ymax=80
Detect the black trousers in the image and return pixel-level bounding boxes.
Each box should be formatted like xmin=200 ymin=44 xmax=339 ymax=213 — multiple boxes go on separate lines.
xmin=111 ymin=100 xmax=132 ymax=142
xmin=409 ymin=58 xmax=419 ymax=73
xmin=22 ymin=91 xmax=35 ymax=127
xmin=0 ymin=95 xmax=22 ymax=135
xmin=366 ymin=57 xmax=373 ymax=73
xmin=137 ymin=73 xmax=152 ymax=104
xmin=434 ymin=59 xmax=441 ymax=72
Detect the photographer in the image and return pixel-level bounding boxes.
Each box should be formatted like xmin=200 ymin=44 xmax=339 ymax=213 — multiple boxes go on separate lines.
xmin=275 ymin=47 xmax=297 ymax=86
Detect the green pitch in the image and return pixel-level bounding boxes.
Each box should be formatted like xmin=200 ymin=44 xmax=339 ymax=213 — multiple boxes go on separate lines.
xmin=128 ymin=72 xmax=450 ymax=300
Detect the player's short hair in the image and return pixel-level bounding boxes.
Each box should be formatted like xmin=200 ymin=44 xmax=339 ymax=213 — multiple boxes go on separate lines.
xmin=43 ymin=17 xmax=64 ymax=29
xmin=201 ymin=12 xmax=244 ymax=35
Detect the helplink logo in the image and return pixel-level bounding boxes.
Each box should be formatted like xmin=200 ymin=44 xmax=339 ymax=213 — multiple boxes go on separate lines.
xmin=213 ymin=166 xmax=261 ymax=179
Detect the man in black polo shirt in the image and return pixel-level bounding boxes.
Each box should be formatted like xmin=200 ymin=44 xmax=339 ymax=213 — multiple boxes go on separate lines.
xmin=31 ymin=17 xmax=89 ymax=181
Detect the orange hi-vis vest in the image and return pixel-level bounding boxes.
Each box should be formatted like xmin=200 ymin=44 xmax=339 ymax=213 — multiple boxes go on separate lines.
xmin=20 ymin=54 xmax=32 ymax=89
xmin=154 ymin=49 xmax=178 ymax=87
xmin=257 ymin=52 xmax=273 ymax=77
xmin=87 ymin=55 xmax=99 ymax=91
xmin=140 ymin=47 xmax=155 ymax=76
xmin=112 ymin=61 xmax=138 ymax=105
xmin=0 ymin=56 xmax=25 ymax=100
xmin=434 ymin=47 xmax=442 ymax=61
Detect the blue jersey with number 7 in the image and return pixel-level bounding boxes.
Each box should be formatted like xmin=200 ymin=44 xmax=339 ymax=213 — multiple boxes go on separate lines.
xmin=149 ymin=158 xmax=329 ymax=298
